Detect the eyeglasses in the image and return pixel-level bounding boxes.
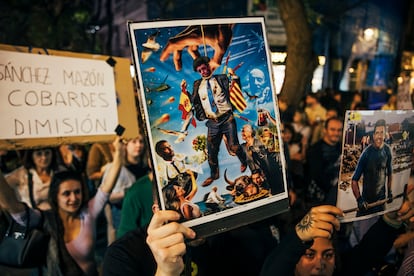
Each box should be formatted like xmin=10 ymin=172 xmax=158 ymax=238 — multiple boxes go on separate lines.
xmin=33 ymin=149 xmax=52 ymax=157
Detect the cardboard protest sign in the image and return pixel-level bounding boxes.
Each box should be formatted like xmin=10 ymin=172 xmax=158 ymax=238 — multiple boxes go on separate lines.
xmin=0 ymin=44 xmax=139 ymax=150
xmin=128 ymin=17 xmax=289 ymax=237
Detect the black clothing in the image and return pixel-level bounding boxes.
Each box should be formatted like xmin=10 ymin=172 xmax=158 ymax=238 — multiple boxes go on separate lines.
xmin=102 ymin=221 xmax=279 ymax=276
xmin=125 ymin=163 xmax=150 ymax=181
xmin=102 ymin=228 xmax=156 ymax=276
xmin=260 ymin=217 xmax=404 ymax=276
xmin=306 ymin=140 xmax=341 ymax=205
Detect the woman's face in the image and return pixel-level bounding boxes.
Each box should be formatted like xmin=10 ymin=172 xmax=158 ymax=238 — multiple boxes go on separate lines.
xmin=57 ymin=179 xmax=82 ymax=215
xmin=293 ymin=111 xmax=302 ymax=123
xmin=173 ymin=185 xmax=185 ymax=197
xmin=127 ymin=136 xmax=145 ymax=158
xmin=295 ymin=238 xmax=335 ymax=276
xmin=32 ymin=149 xmax=53 ymax=170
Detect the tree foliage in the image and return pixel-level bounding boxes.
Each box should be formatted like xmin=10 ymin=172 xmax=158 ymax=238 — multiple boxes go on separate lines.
xmin=0 ymin=0 xmax=101 ymax=53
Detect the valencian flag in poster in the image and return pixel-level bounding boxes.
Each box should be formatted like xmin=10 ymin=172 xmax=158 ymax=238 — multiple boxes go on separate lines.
xmin=128 ymin=17 xmax=289 ymax=237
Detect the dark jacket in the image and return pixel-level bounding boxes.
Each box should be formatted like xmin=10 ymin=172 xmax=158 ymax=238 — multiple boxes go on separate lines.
xmin=191 ymin=74 xmax=239 ymax=121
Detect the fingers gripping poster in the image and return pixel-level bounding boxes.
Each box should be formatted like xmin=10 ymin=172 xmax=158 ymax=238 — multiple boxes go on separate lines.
xmin=128 ymin=17 xmax=289 ymax=237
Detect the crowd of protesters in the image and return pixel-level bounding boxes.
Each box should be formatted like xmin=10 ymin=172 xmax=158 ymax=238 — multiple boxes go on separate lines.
xmin=1 ymin=89 xmax=414 ymax=276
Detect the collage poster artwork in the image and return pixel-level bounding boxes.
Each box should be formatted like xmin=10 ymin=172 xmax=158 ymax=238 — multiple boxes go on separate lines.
xmin=337 ymin=110 xmax=414 ymax=222
xmin=128 ymin=17 xmax=289 ymax=232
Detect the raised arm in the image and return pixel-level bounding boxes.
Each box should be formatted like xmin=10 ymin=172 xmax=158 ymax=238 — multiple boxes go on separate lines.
xmin=0 ymin=171 xmax=25 ymax=213
xmin=99 ymin=136 xmax=125 ymax=194
xmin=184 ymin=170 xmax=198 ymax=201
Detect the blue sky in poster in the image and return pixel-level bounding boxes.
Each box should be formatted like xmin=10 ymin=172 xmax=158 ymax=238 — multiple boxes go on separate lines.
xmin=133 ymin=21 xmax=279 ymax=202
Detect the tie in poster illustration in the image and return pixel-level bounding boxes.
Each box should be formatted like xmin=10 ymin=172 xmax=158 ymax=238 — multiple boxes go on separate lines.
xmin=337 ymin=110 xmax=414 ymax=222
xmin=128 ymin=17 xmax=289 ymax=237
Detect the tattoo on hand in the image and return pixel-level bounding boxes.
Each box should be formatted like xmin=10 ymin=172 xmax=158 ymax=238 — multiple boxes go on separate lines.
xmin=297 ymin=213 xmax=313 ymax=232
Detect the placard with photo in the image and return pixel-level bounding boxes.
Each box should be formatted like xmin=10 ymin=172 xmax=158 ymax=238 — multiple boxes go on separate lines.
xmin=337 ymin=110 xmax=414 ymax=222
xmin=127 ymin=17 xmax=289 ymax=237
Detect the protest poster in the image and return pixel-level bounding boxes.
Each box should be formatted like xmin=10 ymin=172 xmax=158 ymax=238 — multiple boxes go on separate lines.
xmin=128 ymin=17 xmax=289 ymax=237
xmin=337 ymin=110 xmax=414 ymax=222
xmin=0 ymin=44 xmax=139 ymax=150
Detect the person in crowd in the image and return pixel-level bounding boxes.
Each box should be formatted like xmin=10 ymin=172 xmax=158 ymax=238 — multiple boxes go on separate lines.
xmin=56 ymin=144 xmax=88 ymax=175
xmin=282 ymin=123 xmax=307 ymax=199
xmin=320 ymin=88 xmax=344 ymax=117
xmin=56 ymin=144 xmax=89 ymax=193
xmin=381 ymin=93 xmax=397 ymax=110
xmin=85 ymin=141 xmax=114 ymax=250
xmin=86 ymin=142 xmax=114 ymax=193
xmin=0 ymin=149 xmax=22 ymax=174
xmin=304 ymin=93 xmax=327 ymax=128
xmin=103 ymin=202 xmax=281 ymax=276
xmin=277 ymin=96 xmax=295 ymax=124
xmin=178 ymin=56 xmax=247 ymax=187
xmin=104 ymin=182 xmax=414 ymax=276
xmin=346 ymin=91 xmax=365 ymax=111
xmin=0 ymin=136 xmax=124 ymax=276
xmin=393 ymin=178 xmax=414 ymax=275
xmin=116 ymin=171 xmax=155 ymax=239
xmin=5 ymin=147 xmax=64 ymax=211
xmin=291 ymin=109 xmax=312 ymax=144
xmin=103 ymin=133 xmax=150 ymax=244
xmin=397 ymin=236 xmax=414 ymax=275
xmin=310 ymin=107 xmax=339 ymax=146
xmin=306 ymin=117 xmax=343 ymax=206
xmin=260 ymin=196 xmax=413 ymax=276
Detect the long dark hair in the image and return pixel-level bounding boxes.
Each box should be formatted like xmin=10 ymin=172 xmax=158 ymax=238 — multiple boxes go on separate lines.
xmin=48 ymin=170 xmax=89 ymax=213
xmin=162 ymin=183 xmax=181 ymax=212
xmin=22 ymin=147 xmax=59 ymax=172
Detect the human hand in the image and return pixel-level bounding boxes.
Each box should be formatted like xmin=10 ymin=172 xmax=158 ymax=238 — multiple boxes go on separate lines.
xmin=357 ymin=197 xmax=368 ymax=211
xmin=147 ymin=210 xmax=196 ymax=276
xmin=160 ymin=24 xmax=233 ymax=71
xmin=393 ymin=231 xmax=414 ymax=250
xmin=383 ymin=185 xmax=414 ymax=229
xmin=396 ymin=185 xmax=414 ymax=223
xmin=180 ymin=79 xmax=187 ymax=91
xmin=295 ymin=205 xmax=343 ymax=242
xmin=112 ymin=136 xmax=126 ymax=161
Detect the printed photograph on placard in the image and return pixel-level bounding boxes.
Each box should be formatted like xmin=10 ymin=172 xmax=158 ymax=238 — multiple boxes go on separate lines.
xmin=337 ymin=110 xmax=414 ymax=222
xmin=127 ymin=17 xmax=289 ymax=237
